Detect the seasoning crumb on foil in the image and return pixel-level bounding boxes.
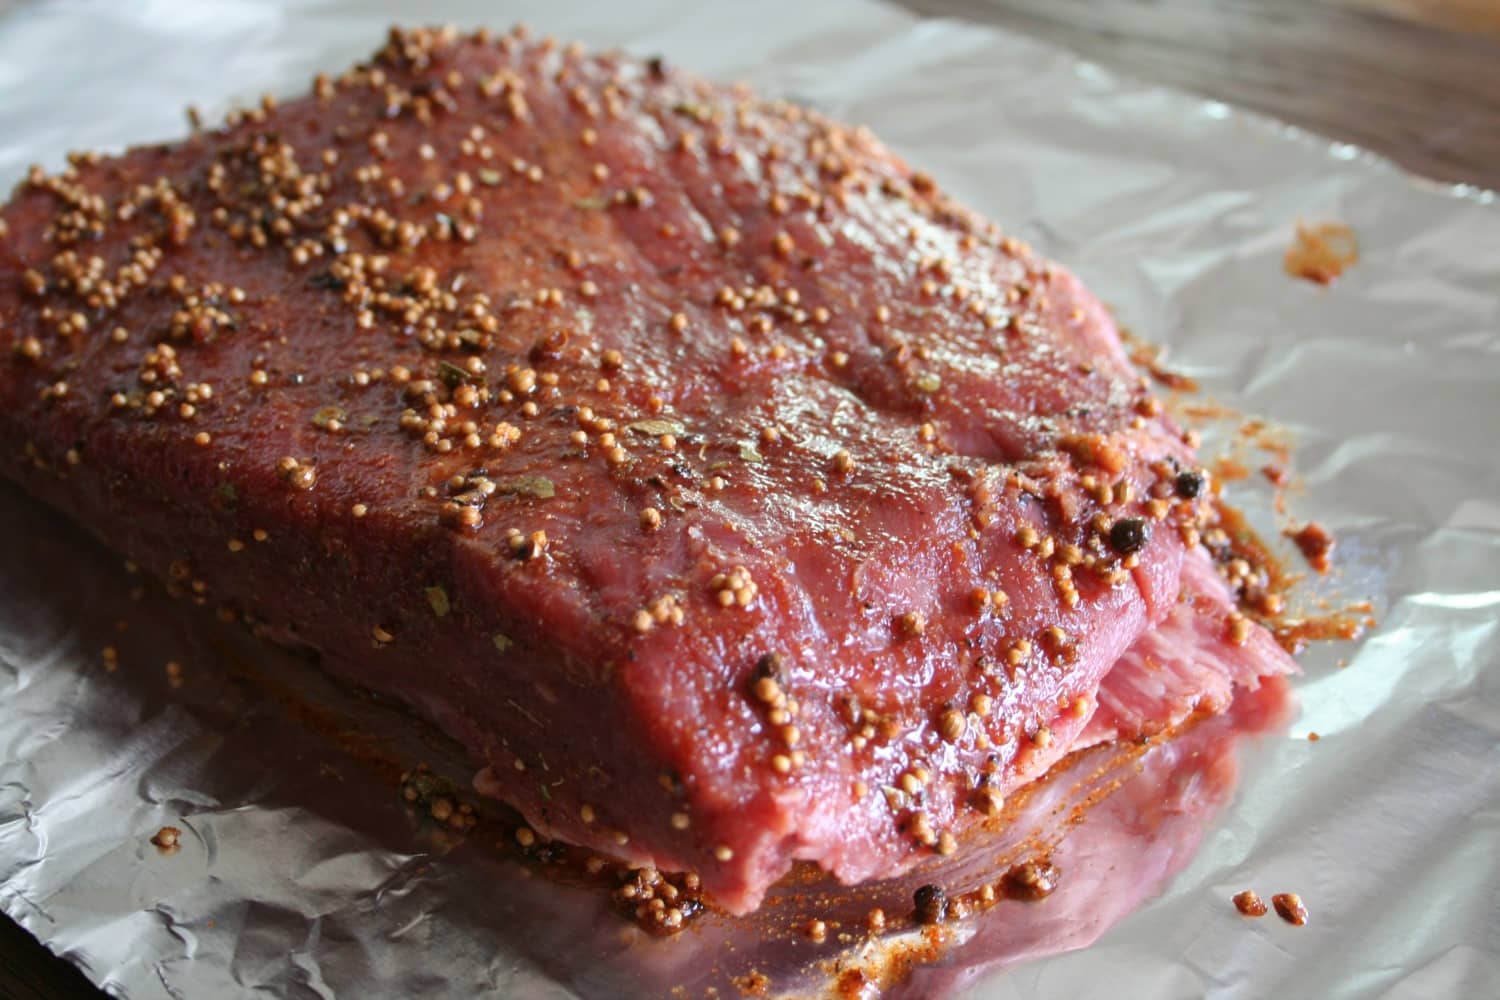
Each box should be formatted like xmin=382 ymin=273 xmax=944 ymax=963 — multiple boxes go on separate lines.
xmin=1233 ymin=890 xmax=1268 ymax=917
xmin=150 ymin=826 xmax=181 ymax=853
xmin=1287 ymin=522 xmax=1336 ymax=575
xmin=1284 ymin=221 xmax=1359 ymax=285
xmin=1272 ymin=893 xmax=1310 ymax=927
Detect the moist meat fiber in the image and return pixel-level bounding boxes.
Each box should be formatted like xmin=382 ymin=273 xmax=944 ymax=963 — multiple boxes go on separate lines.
xmin=0 ymin=26 xmax=1293 ymax=914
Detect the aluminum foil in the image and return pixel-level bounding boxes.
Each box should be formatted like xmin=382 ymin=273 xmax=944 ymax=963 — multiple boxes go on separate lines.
xmin=1 ymin=1 xmax=1497 ymax=997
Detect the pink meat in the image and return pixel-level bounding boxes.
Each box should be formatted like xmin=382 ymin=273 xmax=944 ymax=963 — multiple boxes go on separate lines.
xmin=1093 ymin=551 xmax=1293 ymax=740
xmin=0 ymin=25 xmax=1294 ymax=914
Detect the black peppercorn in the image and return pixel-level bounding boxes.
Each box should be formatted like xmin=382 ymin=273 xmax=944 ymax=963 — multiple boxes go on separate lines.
xmin=752 ymin=652 xmax=783 ymax=682
xmin=913 ymin=884 xmax=948 ymax=925
xmin=1109 ymin=517 xmax=1149 ymax=555
xmin=1174 ymin=470 xmax=1204 ymax=499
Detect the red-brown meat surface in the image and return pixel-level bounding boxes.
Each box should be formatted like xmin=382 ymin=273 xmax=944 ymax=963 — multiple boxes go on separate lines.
xmin=0 ymin=26 xmax=1291 ymax=913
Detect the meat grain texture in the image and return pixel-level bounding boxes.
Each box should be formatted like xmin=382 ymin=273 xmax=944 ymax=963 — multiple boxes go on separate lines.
xmin=0 ymin=26 xmax=1293 ymax=914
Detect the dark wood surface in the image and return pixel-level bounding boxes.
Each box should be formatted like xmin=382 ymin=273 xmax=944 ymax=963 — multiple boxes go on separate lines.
xmin=900 ymin=0 xmax=1500 ymax=189
xmin=2 ymin=2 xmax=1496 ymax=998
xmin=0 ymin=912 xmax=97 ymax=1000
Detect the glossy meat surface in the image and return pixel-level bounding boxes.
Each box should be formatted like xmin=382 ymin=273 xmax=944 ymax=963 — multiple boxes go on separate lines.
xmin=0 ymin=26 xmax=1287 ymax=912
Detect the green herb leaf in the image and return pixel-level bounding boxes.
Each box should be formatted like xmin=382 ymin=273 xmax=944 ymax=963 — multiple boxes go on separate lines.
xmin=493 ymin=633 xmax=514 ymax=653
xmin=437 ymin=361 xmax=473 ymax=387
xmin=499 ymin=475 xmax=556 ymax=500
xmin=426 ymin=586 xmax=451 ymax=618
xmin=311 ymin=404 xmax=347 ymax=428
xmin=626 ymin=418 xmax=686 ymax=437
xmin=739 ymin=443 xmax=764 ymax=463
xmin=672 ymin=101 xmax=712 ymax=122
xmin=478 ymin=168 xmax=503 ymax=186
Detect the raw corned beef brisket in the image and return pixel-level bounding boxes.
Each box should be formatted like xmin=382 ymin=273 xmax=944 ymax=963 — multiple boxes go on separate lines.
xmin=0 ymin=26 xmax=1295 ymax=915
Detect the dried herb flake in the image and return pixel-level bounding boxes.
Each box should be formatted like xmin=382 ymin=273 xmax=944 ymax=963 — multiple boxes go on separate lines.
xmin=499 ymin=475 xmax=556 ymax=500
xmin=311 ymin=404 xmax=347 ymax=428
xmin=672 ymin=102 xmax=712 ymax=122
xmin=626 ymin=419 xmax=686 ymax=437
xmin=437 ymin=361 xmax=474 ymax=387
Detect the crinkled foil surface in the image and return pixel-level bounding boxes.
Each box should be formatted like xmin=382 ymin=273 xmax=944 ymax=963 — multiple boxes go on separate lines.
xmin=1 ymin=1 xmax=1497 ymax=997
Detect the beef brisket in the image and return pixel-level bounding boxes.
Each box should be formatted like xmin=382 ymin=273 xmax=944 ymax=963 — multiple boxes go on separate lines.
xmin=0 ymin=26 xmax=1294 ymax=914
